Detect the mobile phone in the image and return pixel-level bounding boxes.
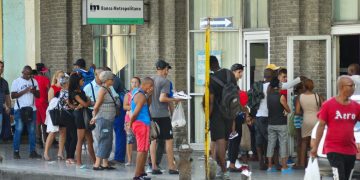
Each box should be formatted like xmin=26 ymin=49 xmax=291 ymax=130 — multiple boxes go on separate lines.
xmin=32 ymin=86 xmax=37 ymax=90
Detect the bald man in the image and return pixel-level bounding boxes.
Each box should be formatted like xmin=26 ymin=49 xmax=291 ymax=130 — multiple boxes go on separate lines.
xmin=311 ymin=76 xmax=360 ymax=180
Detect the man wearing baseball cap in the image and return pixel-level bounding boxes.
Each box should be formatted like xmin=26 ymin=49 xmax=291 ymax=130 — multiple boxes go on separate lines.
xmin=149 ymin=59 xmax=180 ymax=175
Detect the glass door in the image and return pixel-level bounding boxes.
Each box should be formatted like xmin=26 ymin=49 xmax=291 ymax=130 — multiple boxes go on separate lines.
xmin=243 ymin=32 xmax=270 ymax=90
xmin=93 ymin=25 xmax=136 ymax=90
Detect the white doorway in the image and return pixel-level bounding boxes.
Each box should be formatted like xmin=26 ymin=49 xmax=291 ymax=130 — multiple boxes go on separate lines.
xmin=243 ymin=31 xmax=270 ymax=90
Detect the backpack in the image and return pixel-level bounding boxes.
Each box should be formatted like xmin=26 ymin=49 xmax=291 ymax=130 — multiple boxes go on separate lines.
xmin=211 ymin=70 xmax=242 ymax=120
xmin=247 ymin=81 xmax=265 ymax=117
xmin=75 ymin=67 xmax=95 ymax=89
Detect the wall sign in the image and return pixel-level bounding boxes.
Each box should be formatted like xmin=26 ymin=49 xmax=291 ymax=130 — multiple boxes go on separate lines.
xmin=82 ymin=0 xmax=144 ymax=25
xmin=196 ymin=50 xmax=222 ymax=85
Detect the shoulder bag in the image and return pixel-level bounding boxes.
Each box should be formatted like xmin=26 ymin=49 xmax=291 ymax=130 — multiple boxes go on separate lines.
xmin=17 ymin=79 xmax=35 ymax=123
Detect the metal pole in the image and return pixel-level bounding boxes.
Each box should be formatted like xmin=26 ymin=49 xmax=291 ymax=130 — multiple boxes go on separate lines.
xmin=204 ymin=17 xmax=211 ymax=180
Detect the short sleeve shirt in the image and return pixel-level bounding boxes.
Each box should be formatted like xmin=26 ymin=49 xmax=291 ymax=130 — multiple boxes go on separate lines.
xmin=317 ymin=97 xmax=360 ymax=155
xmin=150 ymin=75 xmax=171 ymax=118
xmin=69 ymin=90 xmax=87 ymax=106
xmin=11 ymin=77 xmax=39 ymax=110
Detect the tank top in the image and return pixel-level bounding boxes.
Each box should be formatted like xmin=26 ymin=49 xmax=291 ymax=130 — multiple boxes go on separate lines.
xmin=95 ymin=87 xmax=116 ymax=120
xmin=51 ymin=85 xmax=62 ymax=97
xmin=125 ymin=92 xmax=132 ymax=123
xmin=267 ymin=90 xmax=287 ymax=125
xmin=131 ymin=89 xmax=151 ymax=125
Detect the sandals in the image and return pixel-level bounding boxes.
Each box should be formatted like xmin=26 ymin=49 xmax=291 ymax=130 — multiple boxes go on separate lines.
xmin=66 ymin=159 xmax=76 ymax=164
xmin=227 ymin=167 xmax=242 ymax=172
xmin=57 ymin=155 xmax=65 ymax=161
xmin=43 ymin=155 xmax=51 ymax=161
xmin=93 ymin=166 xmax=104 ymax=171
xmin=102 ymin=166 xmax=116 ymax=170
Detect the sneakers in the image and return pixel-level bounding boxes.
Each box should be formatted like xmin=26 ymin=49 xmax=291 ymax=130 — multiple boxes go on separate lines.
xmin=133 ymin=175 xmax=151 ymax=180
xmin=229 ymin=132 xmax=239 ymax=140
xmin=29 ymin=151 xmax=42 ymax=159
xmin=287 ymin=157 xmax=295 ymax=166
xmin=281 ymin=167 xmax=293 ymax=174
xmin=173 ymin=91 xmax=192 ymax=99
xmin=215 ymin=171 xmax=230 ymax=180
xmin=266 ymin=166 xmax=277 ymax=172
xmin=13 ymin=151 xmax=20 ymax=159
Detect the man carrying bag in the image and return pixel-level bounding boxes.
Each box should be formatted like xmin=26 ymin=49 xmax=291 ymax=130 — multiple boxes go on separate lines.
xmin=11 ymin=66 xmax=42 ymax=159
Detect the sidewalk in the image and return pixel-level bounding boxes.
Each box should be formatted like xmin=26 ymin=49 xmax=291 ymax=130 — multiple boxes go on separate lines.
xmin=0 ymin=143 xmax=306 ymax=180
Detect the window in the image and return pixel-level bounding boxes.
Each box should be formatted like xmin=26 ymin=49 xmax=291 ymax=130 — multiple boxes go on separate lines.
xmin=93 ymin=25 xmax=136 ymax=90
xmin=244 ymin=0 xmax=269 ymax=28
xmin=334 ymin=0 xmax=360 ymax=22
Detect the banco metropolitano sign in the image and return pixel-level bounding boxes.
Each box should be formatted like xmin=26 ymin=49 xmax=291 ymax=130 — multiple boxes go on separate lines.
xmin=82 ymin=0 xmax=144 ymax=25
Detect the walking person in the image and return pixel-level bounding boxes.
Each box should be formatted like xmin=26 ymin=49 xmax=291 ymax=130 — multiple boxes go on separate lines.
xmin=90 ymin=71 xmax=119 ymax=170
xmin=33 ymin=63 xmax=50 ymax=148
xmin=266 ymin=78 xmax=292 ymax=173
xmin=293 ymin=79 xmax=323 ymax=169
xmin=130 ymin=77 xmax=154 ymax=180
xmin=149 ymin=59 xmax=180 ymax=175
xmin=311 ymin=75 xmax=360 ymax=180
xmin=11 ymin=66 xmax=42 ymax=159
xmin=68 ymin=73 xmax=96 ymax=168
xmin=43 ymin=71 xmax=66 ymax=160
xmin=124 ymin=77 xmax=141 ymax=166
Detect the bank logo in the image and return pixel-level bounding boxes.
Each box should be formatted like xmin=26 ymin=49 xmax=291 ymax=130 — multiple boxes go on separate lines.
xmin=90 ymin=4 xmax=100 ymax=11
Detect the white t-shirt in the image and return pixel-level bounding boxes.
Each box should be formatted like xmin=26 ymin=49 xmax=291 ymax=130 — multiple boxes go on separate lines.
xmin=256 ymin=82 xmax=270 ymax=117
xmin=11 ymin=77 xmax=39 ymax=110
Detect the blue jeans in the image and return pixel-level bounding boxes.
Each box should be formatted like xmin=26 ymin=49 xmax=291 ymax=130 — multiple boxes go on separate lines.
xmin=13 ymin=110 xmax=36 ymax=152
xmin=114 ymin=114 xmax=126 ymax=161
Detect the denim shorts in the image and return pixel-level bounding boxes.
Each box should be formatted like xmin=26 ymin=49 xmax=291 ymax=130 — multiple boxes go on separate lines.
xmin=126 ymin=130 xmax=135 ymax=144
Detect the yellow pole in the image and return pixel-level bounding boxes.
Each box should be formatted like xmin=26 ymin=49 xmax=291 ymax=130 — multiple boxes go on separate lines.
xmin=204 ymin=18 xmax=211 ymax=180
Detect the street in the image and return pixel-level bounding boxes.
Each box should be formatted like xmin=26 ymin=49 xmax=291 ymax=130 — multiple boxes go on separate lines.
xmin=0 ymin=143 xmax=330 ymax=180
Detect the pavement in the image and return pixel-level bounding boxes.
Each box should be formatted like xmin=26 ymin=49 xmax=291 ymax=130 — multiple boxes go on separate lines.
xmin=0 ymin=143 xmax=328 ymax=180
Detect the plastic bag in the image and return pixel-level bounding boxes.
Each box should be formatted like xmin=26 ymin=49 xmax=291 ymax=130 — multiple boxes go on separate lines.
xmin=240 ymin=124 xmax=251 ymax=151
xmin=172 ymin=103 xmax=186 ymax=128
xmin=304 ymin=157 xmax=321 ymax=180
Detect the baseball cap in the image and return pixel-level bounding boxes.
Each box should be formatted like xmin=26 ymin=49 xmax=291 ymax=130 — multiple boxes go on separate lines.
xmin=36 ymin=63 xmax=49 ymax=73
xmin=155 ymin=59 xmax=172 ymax=70
xmin=266 ymin=64 xmax=280 ymax=70
xmin=73 ymin=58 xmax=86 ymax=68
xmin=231 ymin=63 xmax=245 ymax=71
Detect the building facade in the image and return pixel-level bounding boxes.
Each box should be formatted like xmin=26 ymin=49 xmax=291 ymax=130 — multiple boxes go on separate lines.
xmin=2 ymin=0 xmax=360 ymax=149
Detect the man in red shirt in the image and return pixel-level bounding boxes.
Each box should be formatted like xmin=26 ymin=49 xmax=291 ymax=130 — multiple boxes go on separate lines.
xmin=311 ymin=75 xmax=360 ymax=180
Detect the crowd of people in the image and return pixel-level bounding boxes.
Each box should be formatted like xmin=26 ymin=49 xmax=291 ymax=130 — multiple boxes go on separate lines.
xmin=1 ymin=56 xmax=360 ymax=180
xmin=208 ymin=55 xmax=360 ymax=180
xmin=0 ymin=58 xmax=185 ymax=180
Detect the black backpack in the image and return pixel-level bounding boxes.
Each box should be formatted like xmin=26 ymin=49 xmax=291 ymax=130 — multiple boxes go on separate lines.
xmin=211 ymin=70 xmax=242 ymax=120
xmin=247 ymin=81 xmax=265 ymax=117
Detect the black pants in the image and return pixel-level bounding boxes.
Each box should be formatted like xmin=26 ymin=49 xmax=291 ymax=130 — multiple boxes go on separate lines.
xmin=228 ymin=121 xmax=243 ymax=164
xmin=327 ymin=152 xmax=356 ymax=180
xmin=65 ymin=119 xmax=77 ymax=159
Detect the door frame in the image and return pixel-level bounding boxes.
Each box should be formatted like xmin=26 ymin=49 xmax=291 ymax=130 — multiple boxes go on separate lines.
xmin=286 ymin=35 xmax=331 ymax=155
xmin=243 ymin=31 xmax=270 ymax=90
xmin=286 ymin=35 xmax=332 ymax=99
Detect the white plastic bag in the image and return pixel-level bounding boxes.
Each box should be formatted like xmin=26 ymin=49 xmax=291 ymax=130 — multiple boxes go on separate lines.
xmin=172 ymin=103 xmax=186 ymax=128
xmin=304 ymin=157 xmax=321 ymax=180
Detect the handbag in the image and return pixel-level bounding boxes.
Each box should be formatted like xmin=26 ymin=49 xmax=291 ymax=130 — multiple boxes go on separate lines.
xmin=17 ymin=79 xmax=35 ymax=123
xmin=83 ymin=108 xmax=95 ymax=131
xmin=150 ymin=120 xmax=160 ymax=141
xmin=49 ymin=103 xmax=61 ymax=126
